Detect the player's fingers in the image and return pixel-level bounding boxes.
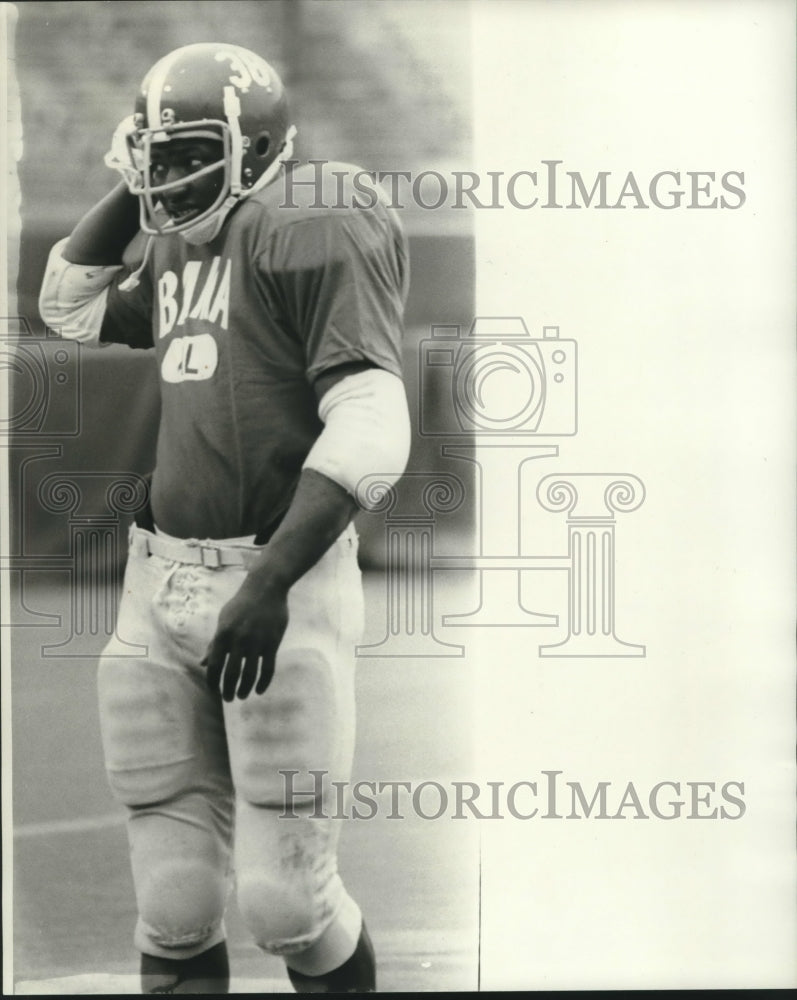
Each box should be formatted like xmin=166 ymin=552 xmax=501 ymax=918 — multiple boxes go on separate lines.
xmin=236 ymin=655 xmax=261 ymax=700
xmin=221 ymin=651 xmax=242 ymax=702
xmin=203 ymin=641 xmax=228 ymax=693
xmin=255 ymin=655 xmax=276 ymax=695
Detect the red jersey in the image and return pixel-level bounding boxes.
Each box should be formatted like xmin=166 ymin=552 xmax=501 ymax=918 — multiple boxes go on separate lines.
xmin=101 ymin=162 xmax=409 ymax=540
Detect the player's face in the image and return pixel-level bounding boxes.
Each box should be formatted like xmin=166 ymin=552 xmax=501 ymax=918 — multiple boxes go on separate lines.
xmin=148 ymin=138 xmax=226 ymax=224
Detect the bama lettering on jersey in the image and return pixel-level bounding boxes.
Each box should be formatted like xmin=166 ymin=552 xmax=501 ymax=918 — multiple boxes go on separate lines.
xmin=158 ymin=257 xmax=231 ymax=337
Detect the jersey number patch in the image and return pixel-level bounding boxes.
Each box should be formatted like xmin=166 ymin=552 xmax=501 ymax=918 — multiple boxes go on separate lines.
xmin=161 ymin=334 xmax=218 ymax=384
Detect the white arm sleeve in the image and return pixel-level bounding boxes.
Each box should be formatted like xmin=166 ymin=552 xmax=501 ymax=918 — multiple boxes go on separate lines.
xmin=38 ymin=238 xmax=123 ymax=346
xmin=303 ymin=367 xmax=411 ymax=508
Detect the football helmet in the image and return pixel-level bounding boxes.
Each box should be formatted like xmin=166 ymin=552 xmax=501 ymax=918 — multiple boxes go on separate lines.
xmin=126 ymin=42 xmax=296 ymax=242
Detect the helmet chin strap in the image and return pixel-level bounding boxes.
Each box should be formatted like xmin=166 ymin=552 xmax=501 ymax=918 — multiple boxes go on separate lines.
xmin=179 ymin=193 xmax=240 ymax=246
xmin=179 ymin=124 xmax=297 ymax=246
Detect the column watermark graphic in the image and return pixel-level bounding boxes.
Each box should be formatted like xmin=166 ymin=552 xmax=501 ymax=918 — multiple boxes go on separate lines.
xmin=356 ymin=473 xmax=467 ymax=657
xmin=3 ymin=317 xmax=149 ymax=655
xmin=537 ymin=474 xmax=645 ymax=656
xmin=36 ymin=473 xmax=149 ymax=657
xmin=358 ymin=316 xmax=647 ymax=659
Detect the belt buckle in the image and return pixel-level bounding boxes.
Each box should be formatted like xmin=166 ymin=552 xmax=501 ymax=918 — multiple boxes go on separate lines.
xmin=200 ymin=545 xmax=221 ymax=568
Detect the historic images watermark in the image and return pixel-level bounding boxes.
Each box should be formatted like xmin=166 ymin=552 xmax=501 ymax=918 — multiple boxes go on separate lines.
xmin=280 ymin=160 xmax=747 ymax=211
xmin=278 ymin=770 xmax=747 ymax=822
xmin=358 ymin=317 xmax=647 ymax=659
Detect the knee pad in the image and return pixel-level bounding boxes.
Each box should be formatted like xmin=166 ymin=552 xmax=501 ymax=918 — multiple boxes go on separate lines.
xmin=236 ymin=866 xmax=325 ymax=956
xmin=235 ymin=808 xmax=344 ymax=957
xmin=134 ymin=857 xmax=228 ymax=957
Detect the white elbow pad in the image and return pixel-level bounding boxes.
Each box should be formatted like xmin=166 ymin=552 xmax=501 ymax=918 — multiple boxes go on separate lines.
xmin=303 ymin=368 xmax=411 ymax=507
xmin=38 ymin=238 xmax=123 ymax=346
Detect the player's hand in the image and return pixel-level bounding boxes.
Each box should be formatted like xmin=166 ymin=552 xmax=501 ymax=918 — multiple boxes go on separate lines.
xmin=201 ymin=575 xmax=289 ymax=701
xmin=103 ymin=115 xmax=144 ymax=194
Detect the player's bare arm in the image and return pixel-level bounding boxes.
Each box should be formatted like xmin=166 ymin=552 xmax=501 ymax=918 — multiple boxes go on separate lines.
xmin=205 ymin=359 xmax=410 ymax=702
xmin=63 ymin=181 xmax=140 ymax=265
xmin=202 ymin=467 xmax=357 ymax=701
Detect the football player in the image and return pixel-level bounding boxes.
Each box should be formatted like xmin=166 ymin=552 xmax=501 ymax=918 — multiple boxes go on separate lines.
xmin=39 ymin=42 xmax=411 ymax=994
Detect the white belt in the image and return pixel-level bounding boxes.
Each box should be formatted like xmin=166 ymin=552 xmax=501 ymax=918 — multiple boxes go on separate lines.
xmin=135 ymin=531 xmax=265 ymax=569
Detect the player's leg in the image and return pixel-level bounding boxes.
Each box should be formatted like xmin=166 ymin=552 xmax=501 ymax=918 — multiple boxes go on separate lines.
xmin=140 ymin=941 xmax=229 ymax=995
xmin=285 ymin=920 xmax=376 ymax=994
xmin=127 ymin=784 xmax=233 ymax=994
xmin=224 ymin=526 xmax=376 ymax=992
xmin=98 ymin=533 xmax=236 ymax=993
xmin=228 ymin=680 xmax=374 ymax=993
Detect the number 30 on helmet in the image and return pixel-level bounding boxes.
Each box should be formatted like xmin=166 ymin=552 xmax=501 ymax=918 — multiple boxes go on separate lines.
xmin=127 ymin=42 xmax=297 ymax=239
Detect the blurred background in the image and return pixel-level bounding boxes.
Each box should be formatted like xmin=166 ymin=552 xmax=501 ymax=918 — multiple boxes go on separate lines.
xmin=11 ymin=0 xmax=475 ymax=565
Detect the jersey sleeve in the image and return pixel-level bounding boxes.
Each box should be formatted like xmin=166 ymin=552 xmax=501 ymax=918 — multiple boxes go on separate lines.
xmin=99 ymin=233 xmax=156 ymax=350
xmin=100 ymin=270 xmax=155 ymax=348
xmin=257 ymin=207 xmax=409 ymax=383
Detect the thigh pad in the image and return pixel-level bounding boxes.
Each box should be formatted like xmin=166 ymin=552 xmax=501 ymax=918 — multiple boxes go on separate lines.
xmin=98 ymin=655 xmax=202 ymax=806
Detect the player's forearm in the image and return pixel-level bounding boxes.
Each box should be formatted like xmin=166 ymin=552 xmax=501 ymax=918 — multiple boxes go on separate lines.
xmin=64 ymin=181 xmax=141 ymax=265
xmin=250 ymin=367 xmax=410 ymax=595
xmin=247 ymin=469 xmax=358 ymax=594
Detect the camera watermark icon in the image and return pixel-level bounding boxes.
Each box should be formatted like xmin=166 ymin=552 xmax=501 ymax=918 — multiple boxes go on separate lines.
xmin=419 ymin=318 xmax=576 ymax=437
xmin=358 ymin=316 xmax=646 ymax=658
xmin=1 ymin=316 xmax=82 ymax=438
